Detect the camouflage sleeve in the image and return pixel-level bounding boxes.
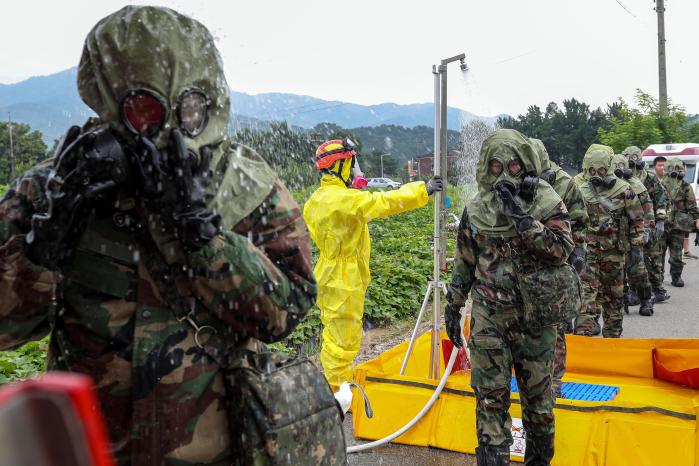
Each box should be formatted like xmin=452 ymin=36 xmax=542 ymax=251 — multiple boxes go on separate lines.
xmin=685 ymin=184 xmax=699 ymax=220
xmin=518 ymin=201 xmax=574 ymax=265
xmin=648 ymin=175 xmax=667 ymax=221
xmin=624 ymin=188 xmax=645 ymax=247
xmin=562 ymin=180 xmax=588 ymax=248
xmin=638 ymin=191 xmax=656 ymax=228
xmin=0 ymin=171 xmax=61 ymax=350
xmin=189 ymin=179 xmax=316 ymax=343
xmin=447 ymin=208 xmax=477 ymax=307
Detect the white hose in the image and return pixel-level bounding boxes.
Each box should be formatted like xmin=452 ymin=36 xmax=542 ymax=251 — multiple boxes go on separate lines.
xmin=346 ymin=343 xmax=458 ymax=453
xmin=346 ymin=310 xmax=467 ymax=453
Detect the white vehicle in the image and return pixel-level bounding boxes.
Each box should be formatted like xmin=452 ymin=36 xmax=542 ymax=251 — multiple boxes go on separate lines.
xmin=367 ymin=177 xmax=402 ymax=189
xmin=642 ymin=143 xmax=699 ymax=197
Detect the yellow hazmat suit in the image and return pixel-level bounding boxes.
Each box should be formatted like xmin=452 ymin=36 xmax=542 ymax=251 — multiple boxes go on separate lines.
xmin=304 ymin=169 xmax=429 ymax=386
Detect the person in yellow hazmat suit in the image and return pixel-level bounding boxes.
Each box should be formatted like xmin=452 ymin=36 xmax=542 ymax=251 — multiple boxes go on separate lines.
xmin=304 ymin=138 xmax=444 ymax=389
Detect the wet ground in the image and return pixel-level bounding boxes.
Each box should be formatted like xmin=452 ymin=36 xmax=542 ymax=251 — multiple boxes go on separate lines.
xmin=343 ymin=243 xmax=699 ymax=465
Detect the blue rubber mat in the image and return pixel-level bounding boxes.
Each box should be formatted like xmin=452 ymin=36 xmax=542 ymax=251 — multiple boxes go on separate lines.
xmin=510 ymin=377 xmax=619 ymax=401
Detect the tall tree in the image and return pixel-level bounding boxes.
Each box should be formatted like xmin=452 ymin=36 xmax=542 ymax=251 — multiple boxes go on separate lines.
xmin=598 ymin=90 xmax=699 ymax=152
xmin=0 ymin=122 xmax=49 ymax=184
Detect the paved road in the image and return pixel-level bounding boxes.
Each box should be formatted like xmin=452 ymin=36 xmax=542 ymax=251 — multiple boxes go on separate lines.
xmin=346 ymin=243 xmax=699 ymax=465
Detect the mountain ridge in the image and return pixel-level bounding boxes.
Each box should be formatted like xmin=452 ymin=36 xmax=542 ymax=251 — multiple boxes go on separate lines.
xmin=0 ymin=67 xmax=504 ymax=142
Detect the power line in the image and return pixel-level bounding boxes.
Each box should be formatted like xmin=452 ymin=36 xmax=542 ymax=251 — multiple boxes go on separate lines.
xmin=613 ymin=0 xmax=641 ymax=21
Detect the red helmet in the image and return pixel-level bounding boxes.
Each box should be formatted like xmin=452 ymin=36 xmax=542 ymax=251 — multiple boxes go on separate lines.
xmin=315 ymin=138 xmax=357 ymax=170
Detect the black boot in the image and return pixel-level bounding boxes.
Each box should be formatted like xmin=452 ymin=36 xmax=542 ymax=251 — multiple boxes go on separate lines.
xmin=653 ymin=289 xmax=671 ymax=303
xmin=476 ymin=445 xmax=510 ymax=466
xmin=627 ymin=289 xmax=640 ymax=306
xmin=524 ymin=434 xmax=554 ymax=466
xmin=638 ymin=286 xmax=653 ymax=316
xmin=671 ymin=273 xmax=685 ymax=287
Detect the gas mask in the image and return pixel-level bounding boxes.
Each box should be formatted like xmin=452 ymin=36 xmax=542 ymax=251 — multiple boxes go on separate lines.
xmin=489 ymin=155 xmax=539 ymax=203
xmin=540 ymin=169 xmax=556 ymax=186
xmin=121 ymin=88 xmax=210 ymax=140
xmin=583 ymin=151 xmax=616 ymax=189
xmin=612 ymin=157 xmax=633 ymax=180
xmin=668 ymin=170 xmax=685 ymax=179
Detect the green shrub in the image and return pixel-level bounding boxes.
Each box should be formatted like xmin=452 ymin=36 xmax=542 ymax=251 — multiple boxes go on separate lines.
xmin=0 ymin=337 xmax=49 ymax=384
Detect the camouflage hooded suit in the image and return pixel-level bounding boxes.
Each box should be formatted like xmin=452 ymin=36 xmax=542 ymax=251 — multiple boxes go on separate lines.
xmin=611 ymin=154 xmax=655 ymax=310
xmin=622 ymin=146 xmax=669 ymax=297
xmin=0 ymin=7 xmax=316 ymax=466
xmin=448 ymin=129 xmax=574 ymax=464
xmin=661 ymin=158 xmax=699 ymax=282
xmin=531 ymin=139 xmax=587 ymax=399
xmin=574 ymin=146 xmax=644 ymax=337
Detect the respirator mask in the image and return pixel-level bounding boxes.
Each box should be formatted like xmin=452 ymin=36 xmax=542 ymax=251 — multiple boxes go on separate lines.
xmin=490 ymin=156 xmax=539 ymax=203
xmin=540 ymin=169 xmax=556 ymax=186
xmin=588 ymin=166 xmax=616 ymax=189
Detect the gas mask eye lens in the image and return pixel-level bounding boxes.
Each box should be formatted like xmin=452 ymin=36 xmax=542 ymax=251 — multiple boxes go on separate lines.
xmin=507 ymin=159 xmax=523 ymax=176
xmin=489 ymin=160 xmax=503 ymax=176
xmin=598 ymin=167 xmax=607 ymax=177
xmin=121 ymin=91 xmax=165 ymax=136
xmin=178 ymin=90 xmax=210 ymax=136
xmin=588 ymin=167 xmax=596 ymax=176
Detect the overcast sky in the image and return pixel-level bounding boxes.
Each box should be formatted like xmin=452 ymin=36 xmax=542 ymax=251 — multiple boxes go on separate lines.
xmin=2 ymin=0 xmax=697 ymax=117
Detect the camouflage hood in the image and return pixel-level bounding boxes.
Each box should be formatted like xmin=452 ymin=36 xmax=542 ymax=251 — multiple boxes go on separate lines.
xmin=663 ymin=158 xmax=685 ymax=199
xmin=78 ymin=6 xmax=277 ymax=227
xmin=612 ymin=153 xmax=646 ymax=195
xmin=78 ymin=6 xmax=230 ymax=153
xmin=622 ymin=145 xmax=647 ymax=181
xmin=580 ymin=148 xmax=628 ymax=203
xmin=529 ymin=138 xmax=551 ymax=171
xmin=468 ymin=129 xmax=561 ymax=236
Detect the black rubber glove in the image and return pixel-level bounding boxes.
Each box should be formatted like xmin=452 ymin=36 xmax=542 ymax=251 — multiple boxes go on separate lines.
xmin=444 ymin=302 xmax=464 ymax=348
xmin=426 ymin=175 xmax=444 ymax=195
xmin=629 ymin=246 xmax=643 ymax=265
xmin=494 ymin=182 xmax=534 ymax=232
xmin=642 ymin=228 xmax=651 ymax=245
xmin=26 ymin=127 xmax=128 ymax=269
xmin=568 ymin=246 xmax=586 ymax=274
xmin=654 ymin=220 xmax=665 ymax=240
xmin=131 ymin=129 xmax=221 ymax=251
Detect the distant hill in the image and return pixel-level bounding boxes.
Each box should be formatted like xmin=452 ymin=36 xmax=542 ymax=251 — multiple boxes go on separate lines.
xmin=0 ymin=68 xmax=503 ymax=143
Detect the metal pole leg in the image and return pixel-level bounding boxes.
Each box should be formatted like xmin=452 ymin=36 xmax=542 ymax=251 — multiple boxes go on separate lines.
xmin=400 ymin=282 xmax=434 ymax=375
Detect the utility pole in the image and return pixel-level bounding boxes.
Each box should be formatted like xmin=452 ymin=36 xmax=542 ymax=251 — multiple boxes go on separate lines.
xmin=655 ymin=0 xmax=668 ymax=115
xmin=380 ymin=153 xmax=384 ymax=178
xmin=8 ymin=113 xmax=15 ymax=182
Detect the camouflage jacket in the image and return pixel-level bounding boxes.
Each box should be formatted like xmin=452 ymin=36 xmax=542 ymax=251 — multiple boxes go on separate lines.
xmin=580 ymin=186 xmax=645 ymax=253
xmin=662 ymin=179 xmax=699 ymax=232
xmin=637 ymin=190 xmax=655 ymax=229
xmin=551 ymin=165 xmax=588 ymax=248
xmin=448 ymin=201 xmax=574 ymax=309
xmin=0 ymin=148 xmax=316 ymax=465
xmin=642 ymin=172 xmax=668 ymax=221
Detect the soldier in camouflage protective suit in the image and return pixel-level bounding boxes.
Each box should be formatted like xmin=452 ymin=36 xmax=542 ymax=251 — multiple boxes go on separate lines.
xmin=0 ymin=7 xmax=317 ymax=466
xmin=531 ymin=139 xmax=587 ymax=400
xmin=611 ymin=154 xmax=655 ymax=316
xmin=622 ymin=146 xmax=670 ymax=303
xmin=574 ymin=146 xmax=644 ymax=338
xmin=446 ymin=130 xmax=574 ymax=466
xmin=661 ymin=158 xmax=699 ymax=287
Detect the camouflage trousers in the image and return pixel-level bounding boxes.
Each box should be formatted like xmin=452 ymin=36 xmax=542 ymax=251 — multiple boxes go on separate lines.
xmin=661 ymin=229 xmax=687 ymax=275
xmin=552 ymin=320 xmax=572 ymax=401
xmin=575 ymin=250 xmax=625 ymax=338
xmin=644 ymin=236 xmax=666 ymax=292
xmin=468 ymin=300 xmax=556 ymax=448
xmin=625 ymin=245 xmax=652 ymax=301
